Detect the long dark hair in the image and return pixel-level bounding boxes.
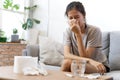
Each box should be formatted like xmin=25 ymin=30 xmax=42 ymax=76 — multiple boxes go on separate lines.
xmin=65 ymin=1 xmax=86 ymax=17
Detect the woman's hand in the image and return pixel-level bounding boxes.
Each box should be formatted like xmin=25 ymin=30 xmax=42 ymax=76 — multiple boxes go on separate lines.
xmin=89 ymin=59 xmax=106 ymax=75
xmin=68 ymin=19 xmax=81 ymax=34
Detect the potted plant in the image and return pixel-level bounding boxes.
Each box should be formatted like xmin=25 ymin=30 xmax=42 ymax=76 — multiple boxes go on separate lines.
xmin=11 ymin=28 xmax=19 ymax=42
xmin=0 ymin=29 xmax=7 ymax=42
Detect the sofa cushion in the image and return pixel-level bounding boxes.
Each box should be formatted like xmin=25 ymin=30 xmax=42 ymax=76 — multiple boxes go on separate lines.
xmin=45 ymin=65 xmax=61 ymax=70
xmin=106 ymin=71 xmax=120 ymax=80
xmin=101 ymin=32 xmax=110 ymax=59
xmin=39 ymin=36 xmax=64 ymax=66
xmin=26 ymin=44 xmax=39 ymax=57
xmin=109 ymin=31 xmax=120 ymax=70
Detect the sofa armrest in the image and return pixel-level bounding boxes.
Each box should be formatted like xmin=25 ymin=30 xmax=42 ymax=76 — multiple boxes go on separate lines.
xmin=22 ymin=49 xmax=27 ymax=56
xmin=22 ymin=44 xmax=39 ymax=57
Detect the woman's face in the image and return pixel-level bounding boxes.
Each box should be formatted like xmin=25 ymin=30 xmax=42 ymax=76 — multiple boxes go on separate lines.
xmin=67 ymin=9 xmax=85 ymax=28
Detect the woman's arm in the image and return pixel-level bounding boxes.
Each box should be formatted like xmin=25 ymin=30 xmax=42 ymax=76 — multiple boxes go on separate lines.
xmin=75 ymin=33 xmax=96 ymax=58
xmin=69 ymin=19 xmax=96 ymax=58
xmin=64 ymin=45 xmax=90 ymax=62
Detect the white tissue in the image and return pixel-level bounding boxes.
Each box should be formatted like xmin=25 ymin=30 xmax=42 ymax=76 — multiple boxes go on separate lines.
xmin=38 ymin=62 xmax=48 ymax=76
xmin=84 ymin=73 xmax=101 ymax=79
xmin=65 ymin=73 xmax=74 ymax=77
xmin=23 ymin=67 xmax=39 ymax=76
xmin=22 ymin=62 xmax=48 ymax=76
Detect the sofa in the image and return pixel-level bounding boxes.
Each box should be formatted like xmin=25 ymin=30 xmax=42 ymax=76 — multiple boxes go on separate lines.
xmin=22 ymin=31 xmax=120 ymax=80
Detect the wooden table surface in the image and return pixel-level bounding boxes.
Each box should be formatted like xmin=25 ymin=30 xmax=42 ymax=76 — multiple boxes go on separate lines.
xmin=0 ymin=66 xmax=113 ymax=80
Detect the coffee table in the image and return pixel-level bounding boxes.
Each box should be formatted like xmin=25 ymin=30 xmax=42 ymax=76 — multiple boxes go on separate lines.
xmin=0 ymin=66 xmax=113 ymax=80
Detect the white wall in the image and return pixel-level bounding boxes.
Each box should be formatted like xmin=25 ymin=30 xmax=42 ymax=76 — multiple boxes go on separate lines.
xmin=84 ymin=0 xmax=120 ymax=31
xmin=49 ymin=0 xmax=69 ymax=43
xmin=49 ymin=0 xmax=120 ymax=43
xmin=33 ymin=0 xmax=49 ymax=36
xmin=34 ymin=0 xmax=120 ymax=43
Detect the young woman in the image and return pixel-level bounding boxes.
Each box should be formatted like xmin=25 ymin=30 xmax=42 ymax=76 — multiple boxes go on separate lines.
xmin=61 ymin=1 xmax=110 ymax=74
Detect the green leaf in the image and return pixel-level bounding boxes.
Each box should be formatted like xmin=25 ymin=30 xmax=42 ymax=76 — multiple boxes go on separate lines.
xmin=13 ymin=4 xmax=19 ymax=10
xmin=3 ymin=0 xmax=13 ymax=9
xmin=24 ymin=5 xmax=37 ymax=10
xmin=33 ymin=18 xmax=40 ymax=24
xmin=22 ymin=23 xmax=27 ymax=30
xmin=0 ymin=29 xmax=5 ymax=37
xmin=27 ymin=18 xmax=33 ymax=29
xmin=24 ymin=7 xmax=30 ymax=10
xmin=13 ymin=28 xmax=18 ymax=34
xmin=3 ymin=5 xmax=8 ymax=9
xmin=31 ymin=5 xmax=37 ymax=9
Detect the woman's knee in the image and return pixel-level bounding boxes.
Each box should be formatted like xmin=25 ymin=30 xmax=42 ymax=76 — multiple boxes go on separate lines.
xmin=61 ymin=59 xmax=72 ymax=71
xmin=63 ymin=59 xmax=72 ymax=65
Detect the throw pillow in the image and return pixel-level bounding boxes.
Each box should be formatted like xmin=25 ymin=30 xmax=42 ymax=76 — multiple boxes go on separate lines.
xmin=39 ymin=36 xmax=64 ymax=66
xmin=109 ymin=31 xmax=120 ymax=70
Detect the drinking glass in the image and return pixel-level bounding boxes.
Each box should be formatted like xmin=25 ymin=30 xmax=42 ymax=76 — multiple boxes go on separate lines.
xmin=71 ymin=60 xmax=86 ymax=77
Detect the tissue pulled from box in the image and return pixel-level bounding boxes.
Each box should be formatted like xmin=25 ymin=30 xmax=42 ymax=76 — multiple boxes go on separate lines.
xmin=23 ymin=67 xmax=39 ymax=76
xmin=23 ymin=62 xmax=48 ymax=76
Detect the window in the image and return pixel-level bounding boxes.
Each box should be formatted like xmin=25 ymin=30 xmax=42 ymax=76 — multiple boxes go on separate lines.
xmin=0 ymin=0 xmax=29 ymax=41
